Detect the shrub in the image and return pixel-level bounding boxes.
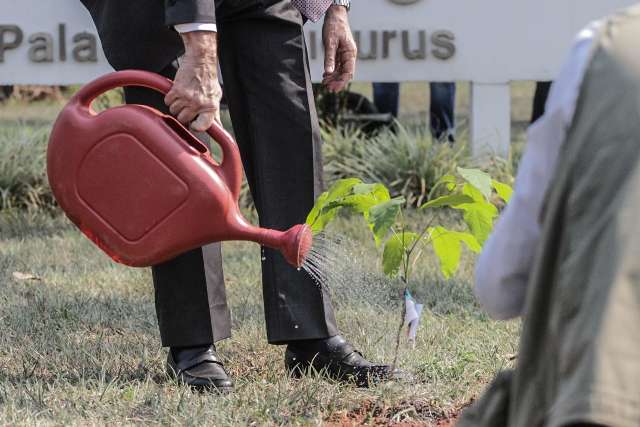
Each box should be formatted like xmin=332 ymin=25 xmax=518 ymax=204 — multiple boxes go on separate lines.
xmin=322 ymin=125 xmax=517 ymax=206
xmin=323 ymin=125 xmax=470 ymax=206
xmin=0 ymin=124 xmax=53 ymax=211
xmin=0 ymin=103 xmax=243 ymax=213
xmin=0 ymin=117 xmax=517 ymax=213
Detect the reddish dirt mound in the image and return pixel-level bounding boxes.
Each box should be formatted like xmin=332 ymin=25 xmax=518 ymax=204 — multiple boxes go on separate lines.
xmin=324 ymin=399 xmax=465 ymax=426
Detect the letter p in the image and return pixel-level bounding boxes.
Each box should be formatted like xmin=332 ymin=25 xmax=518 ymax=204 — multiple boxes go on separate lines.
xmin=0 ymin=25 xmax=24 ymax=63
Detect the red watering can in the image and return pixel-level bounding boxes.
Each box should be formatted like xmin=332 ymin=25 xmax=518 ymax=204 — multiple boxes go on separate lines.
xmin=47 ymin=70 xmax=312 ymax=268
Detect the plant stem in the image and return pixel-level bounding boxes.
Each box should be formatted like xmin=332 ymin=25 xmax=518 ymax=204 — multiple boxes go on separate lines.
xmin=391 ymin=214 xmax=410 ymax=371
xmin=390 ymin=213 xmax=437 ymax=370
xmin=391 ymin=285 xmax=406 ymax=371
xmin=406 ymin=214 xmax=436 ymax=259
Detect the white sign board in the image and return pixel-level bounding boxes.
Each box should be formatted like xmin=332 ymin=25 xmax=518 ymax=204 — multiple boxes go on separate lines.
xmin=304 ymin=0 xmax=635 ymax=156
xmin=0 ymin=2 xmax=111 ymax=85
xmin=305 ymin=0 xmax=637 ymax=83
xmin=0 ymin=0 xmax=637 ymax=156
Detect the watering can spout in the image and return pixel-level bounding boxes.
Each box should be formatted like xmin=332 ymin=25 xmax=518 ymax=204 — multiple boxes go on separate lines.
xmin=267 ymin=224 xmax=313 ymax=268
xmin=229 ymin=218 xmax=313 ymax=268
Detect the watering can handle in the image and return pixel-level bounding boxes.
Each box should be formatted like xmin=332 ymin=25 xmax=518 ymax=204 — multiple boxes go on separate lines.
xmin=74 ymin=70 xmax=243 ymax=201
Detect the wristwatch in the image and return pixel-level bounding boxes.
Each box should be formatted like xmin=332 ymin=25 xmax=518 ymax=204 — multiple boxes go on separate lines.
xmin=332 ymin=0 xmax=351 ymax=12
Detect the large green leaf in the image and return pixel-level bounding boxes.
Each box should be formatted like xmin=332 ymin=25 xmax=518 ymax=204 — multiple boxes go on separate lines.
xmin=306 ymin=192 xmax=332 ymax=232
xmin=429 ymin=227 xmax=481 ymax=278
xmin=326 ymin=178 xmax=363 ymax=201
xmin=462 ymin=182 xmax=485 ymax=202
xmin=420 ymin=194 xmax=474 ymax=210
xmin=306 ymin=178 xmax=362 ymax=233
xmin=431 ymin=174 xmax=457 ymax=193
xmin=368 ymin=198 xmax=404 ymax=246
xmin=430 ymin=227 xmax=460 ymax=278
xmin=455 ymin=201 xmax=498 ymax=244
xmin=460 ymin=233 xmax=482 ymax=253
xmin=457 ymin=167 xmax=492 ymax=200
xmin=434 ymin=174 xmax=457 ymax=186
xmin=353 ymin=183 xmax=390 ymax=202
xmin=325 ymin=193 xmax=379 ymax=215
xmin=492 ymin=180 xmax=513 ymax=203
xmin=307 ymin=205 xmax=341 ymax=233
xmin=382 ymin=232 xmax=419 ymax=277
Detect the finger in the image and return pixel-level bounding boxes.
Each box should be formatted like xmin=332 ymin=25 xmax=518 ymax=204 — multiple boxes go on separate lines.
xmin=191 ymin=111 xmax=216 ymax=132
xmin=322 ymin=67 xmax=342 ymax=88
xmin=339 ymin=48 xmax=356 ymax=80
xmin=324 ymin=38 xmax=338 ymax=75
xmin=169 ymin=99 xmax=188 ymax=116
xmin=323 ymin=70 xmax=340 ymax=92
xmin=322 ymin=70 xmax=338 ymax=80
xmin=177 ymin=108 xmax=197 ymax=125
xmin=329 ymin=63 xmax=354 ymax=92
xmin=331 ymin=76 xmax=350 ymax=92
xmin=323 ymin=68 xmax=346 ymax=92
xmin=330 ymin=81 xmax=346 ymax=92
xmin=322 ymin=74 xmax=339 ymax=87
xmin=214 ymin=109 xmax=222 ymax=126
xmin=328 ymin=81 xmax=343 ymax=93
xmin=323 ymin=67 xmax=341 ymax=78
xmin=164 ymin=88 xmax=180 ymax=106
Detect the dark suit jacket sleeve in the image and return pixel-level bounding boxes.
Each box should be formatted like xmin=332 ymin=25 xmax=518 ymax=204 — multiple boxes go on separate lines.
xmin=164 ymin=0 xmax=215 ymax=25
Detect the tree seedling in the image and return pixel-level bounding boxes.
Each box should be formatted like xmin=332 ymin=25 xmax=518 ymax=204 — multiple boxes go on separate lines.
xmin=306 ymin=167 xmax=512 ymax=367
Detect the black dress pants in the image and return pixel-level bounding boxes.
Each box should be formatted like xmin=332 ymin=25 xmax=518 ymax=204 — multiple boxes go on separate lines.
xmin=531 ymin=81 xmax=552 ymax=124
xmin=124 ymin=0 xmax=338 ymax=347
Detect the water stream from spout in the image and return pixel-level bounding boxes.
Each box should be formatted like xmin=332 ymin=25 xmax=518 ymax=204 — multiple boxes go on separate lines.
xmin=300 ymin=232 xmax=393 ymax=306
xmin=300 ymin=232 xmax=410 ymax=368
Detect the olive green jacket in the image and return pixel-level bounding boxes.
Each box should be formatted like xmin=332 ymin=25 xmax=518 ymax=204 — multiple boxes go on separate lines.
xmin=459 ymin=5 xmax=640 ymax=426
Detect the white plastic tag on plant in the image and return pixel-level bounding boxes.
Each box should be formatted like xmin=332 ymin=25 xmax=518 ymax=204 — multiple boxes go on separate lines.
xmin=404 ymin=290 xmax=424 ymax=348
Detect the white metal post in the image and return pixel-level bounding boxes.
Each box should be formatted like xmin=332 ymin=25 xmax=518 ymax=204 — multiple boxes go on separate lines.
xmin=470 ymin=82 xmax=511 ymax=159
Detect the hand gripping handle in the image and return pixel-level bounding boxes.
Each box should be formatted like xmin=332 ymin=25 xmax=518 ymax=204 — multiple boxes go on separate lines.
xmin=74 ymin=70 xmax=243 ymax=200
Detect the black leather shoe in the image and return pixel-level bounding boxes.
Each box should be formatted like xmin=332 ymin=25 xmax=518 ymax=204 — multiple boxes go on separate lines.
xmin=285 ymin=335 xmax=399 ymax=387
xmin=167 ymin=345 xmax=234 ymax=392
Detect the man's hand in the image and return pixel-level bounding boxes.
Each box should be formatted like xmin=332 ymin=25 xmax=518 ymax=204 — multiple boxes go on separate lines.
xmin=164 ymin=31 xmax=222 ymax=132
xmin=322 ymin=5 xmax=357 ymax=92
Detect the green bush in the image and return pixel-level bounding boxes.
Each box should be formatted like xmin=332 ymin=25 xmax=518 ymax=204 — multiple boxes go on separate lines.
xmin=0 ymin=107 xmax=241 ymax=213
xmin=0 ymin=124 xmax=53 ymax=211
xmin=323 ymin=126 xmax=467 ymax=206
xmin=0 ymin=119 xmax=517 ymax=213
xmin=322 ymin=125 xmax=516 ymax=206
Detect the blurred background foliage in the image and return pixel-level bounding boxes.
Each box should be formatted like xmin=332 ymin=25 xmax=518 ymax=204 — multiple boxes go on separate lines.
xmin=0 ymin=81 xmax=531 ymax=213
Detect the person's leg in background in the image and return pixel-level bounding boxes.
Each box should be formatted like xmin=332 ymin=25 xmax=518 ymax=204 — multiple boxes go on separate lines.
xmin=531 ymin=81 xmax=552 ymax=124
xmin=123 ymin=63 xmax=233 ymax=390
xmin=430 ymin=82 xmax=456 ymax=142
xmin=372 ymin=82 xmax=400 ymax=118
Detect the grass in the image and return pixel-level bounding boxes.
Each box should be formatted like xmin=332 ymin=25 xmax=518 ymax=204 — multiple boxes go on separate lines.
xmin=0 ymin=82 xmax=534 ymax=424
xmin=0 ymin=211 xmax=519 ymax=425
xmin=0 ymin=125 xmax=52 ymax=211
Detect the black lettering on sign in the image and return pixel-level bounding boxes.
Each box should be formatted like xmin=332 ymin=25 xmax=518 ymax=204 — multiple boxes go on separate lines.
xmin=431 ymin=30 xmax=455 ymax=60
xmin=59 ymin=23 xmax=67 ymax=61
xmin=355 ymin=31 xmax=377 ymax=60
xmin=0 ymin=25 xmax=23 ymax=62
xmin=382 ymin=31 xmax=397 ymax=59
xmin=402 ymin=30 xmax=426 ymax=60
xmin=28 ymin=32 xmax=54 ymax=62
xmin=72 ymin=32 xmax=97 ymax=62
